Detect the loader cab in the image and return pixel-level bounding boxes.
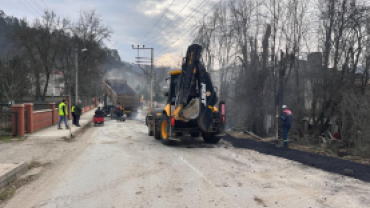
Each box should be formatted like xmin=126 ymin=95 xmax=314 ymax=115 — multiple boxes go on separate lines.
xmin=166 ymin=70 xmax=182 ymax=105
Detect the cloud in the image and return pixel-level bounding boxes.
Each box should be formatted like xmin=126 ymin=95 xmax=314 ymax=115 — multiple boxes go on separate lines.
xmin=2 ymin=0 xmax=218 ymax=66
xmin=138 ymin=0 xmax=172 ymax=17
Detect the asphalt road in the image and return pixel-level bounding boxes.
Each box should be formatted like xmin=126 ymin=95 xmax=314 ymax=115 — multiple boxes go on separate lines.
xmin=3 ymin=118 xmax=370 ymax=208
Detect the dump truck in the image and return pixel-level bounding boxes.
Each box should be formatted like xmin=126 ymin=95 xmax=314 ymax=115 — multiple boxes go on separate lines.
xmin=103 ymin=77 xmax=140 ymax=118
xmin=146 ymin=44 xmax=226 ymax=145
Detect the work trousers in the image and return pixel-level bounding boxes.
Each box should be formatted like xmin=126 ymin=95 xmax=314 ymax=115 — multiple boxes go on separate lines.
xmin=58 ymin=116 xmax=68 ymax=128
xmin=282 ymin=125 xmax=291 ymax=148
xmin=72 ymin=112 xmax=76 ymax=125
xmin=75 ymin=115 xmax=80 ymax=126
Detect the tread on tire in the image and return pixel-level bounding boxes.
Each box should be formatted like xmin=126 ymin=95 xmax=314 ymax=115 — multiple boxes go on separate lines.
xmin=202 ymin=132 xmax=220 ymax=144
xmin=154 ymin=117 xmax=161 ymax=140
xmin=160 ymin=114 xmax=173 ymax=145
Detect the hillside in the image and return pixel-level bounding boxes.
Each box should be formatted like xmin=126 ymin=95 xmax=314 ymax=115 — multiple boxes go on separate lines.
xmin=0 ymin=10 xmax=19 ymax=57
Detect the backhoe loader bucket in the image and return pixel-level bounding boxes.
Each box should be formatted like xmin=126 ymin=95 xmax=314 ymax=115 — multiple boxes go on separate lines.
xmin=180 ymin=99 xmax=200 ymax=120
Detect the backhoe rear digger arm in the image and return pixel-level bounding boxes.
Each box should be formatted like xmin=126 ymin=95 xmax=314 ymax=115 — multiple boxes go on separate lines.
xmin=174 ymin=44 xmax=219 ymax=132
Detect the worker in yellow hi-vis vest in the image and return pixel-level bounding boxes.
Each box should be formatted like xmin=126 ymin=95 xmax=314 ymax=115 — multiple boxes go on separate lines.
xmin=71 ymin=104 xmax=76 ymax=125
xmin=58 ymin=99 xmax=69 ymax=129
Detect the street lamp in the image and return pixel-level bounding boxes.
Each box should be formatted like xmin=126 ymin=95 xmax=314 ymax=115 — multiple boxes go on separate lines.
xmin=75 ymin=47 xmax=88 ymax=104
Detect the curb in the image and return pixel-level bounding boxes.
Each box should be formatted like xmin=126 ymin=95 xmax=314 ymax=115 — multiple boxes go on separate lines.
xmin=24 ymin=111 xmax=96 ymax=141
xmin=0 ymin=162 xmax=28 ymax=189
xmin=64 ymin=119 xmax=93 ymax=140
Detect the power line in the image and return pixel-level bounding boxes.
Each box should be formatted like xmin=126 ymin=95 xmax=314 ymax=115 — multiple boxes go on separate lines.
xmin=157 ymin=0 xmax=222 ymax=56
xmin=16 ymin=0 xmax=39 ymax=17
xmin=138 ymin=0 xmax=176 ymax=42
xmin=158 ymin=0 xmax=222 ymax=54
xmin=156 ymin=25 xmax=197 ymax=55
xmin=157 ymin=18 xmax=204 ymax=54
xmin=24 ymin=0 xmax=42 ymax=15
xmin=143 ymin=0 xmax=193 ymax=45
xmin=146 ymin=0 xmax=211 ymax=47
xmin=30 ymin=0 xmax=44 ymax=12
xmin=146 ymin=0 xmax=210 ymax=46
xmin=39 ymin=0 xmax=50 ymax=10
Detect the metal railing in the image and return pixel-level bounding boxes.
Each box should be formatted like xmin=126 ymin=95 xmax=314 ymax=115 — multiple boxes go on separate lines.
xmin=0 ymin=112 xmax=14 ymax=136
xmin=33 ymin=103 xmax=51 ymax=111
xmin=0 ymin=104 xmax=12 ymax=113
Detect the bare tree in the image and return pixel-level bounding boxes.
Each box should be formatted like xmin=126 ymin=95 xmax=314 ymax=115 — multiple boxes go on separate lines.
xmin=11 ymin=11 xmax=67 ymax=100
xmin=0 ymin=57 xmax=29 ymax=103
xmin=72 ymin=10 xmax=112 ymax=96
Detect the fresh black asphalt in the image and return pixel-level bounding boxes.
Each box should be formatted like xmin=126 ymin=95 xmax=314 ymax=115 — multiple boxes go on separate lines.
xmin=223 ymin=134 xmax=370 ymax=182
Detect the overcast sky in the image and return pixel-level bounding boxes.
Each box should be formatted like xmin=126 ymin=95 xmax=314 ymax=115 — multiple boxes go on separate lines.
xmin=1 ymin=0 xmax=217 ymax=67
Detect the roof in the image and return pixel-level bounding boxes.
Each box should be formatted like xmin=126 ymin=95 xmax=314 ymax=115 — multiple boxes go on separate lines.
xmin=170 ymin=70 xmax=182 ymax=76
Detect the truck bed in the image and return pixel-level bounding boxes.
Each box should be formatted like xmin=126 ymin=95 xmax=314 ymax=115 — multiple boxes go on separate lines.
xmin=104 ymin=79 xmax=140 ymax=110
xmin=117 ymin=95 xmax=140 ymax=110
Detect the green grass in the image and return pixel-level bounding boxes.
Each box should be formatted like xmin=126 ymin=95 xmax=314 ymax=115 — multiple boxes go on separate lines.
xmin=0 ymin=175 xmax=37 ymax=203
xmin=0 ymin=135 xmax=23 ymax=142
xmin=0 ymin=135 xmax=13 ymax=142
xmin=0 ymin=188 xmax=15 ymax=201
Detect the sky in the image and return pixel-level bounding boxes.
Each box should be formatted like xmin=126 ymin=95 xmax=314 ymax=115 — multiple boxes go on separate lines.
xmin=1 ymin=0 xmax=218 ymax=67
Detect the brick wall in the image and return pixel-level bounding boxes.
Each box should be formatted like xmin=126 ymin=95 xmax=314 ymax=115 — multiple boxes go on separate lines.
xmin=33 ymin=110 xmax=53 ymax=132
xmin=53 ymin=109 xmax=59 ymax=124
xmin=11 ymin=101 xmax=95 ymax=136
xmin=82 ymin=105 xmax=95 ymax=113
xmin=12 ymin=105 xmax=24 ymax=136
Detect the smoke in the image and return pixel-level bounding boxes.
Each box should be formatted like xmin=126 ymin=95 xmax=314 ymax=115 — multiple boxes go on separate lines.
xmin=103 ymin=66 xmax=148 ymax=93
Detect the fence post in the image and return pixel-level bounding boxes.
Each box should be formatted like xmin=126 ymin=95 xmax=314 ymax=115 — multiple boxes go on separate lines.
xmin=12 ymin=104 xmax=25 ymax=136
xmin=84 ymin=97 xmax=87 ymax=110
xmin=24 ymin=103 xmax=34 ymax=133
xmin=86 ymin=97 xmax=89 ymax=110
xmin=49 ymin=103 xmax=56 ymax=124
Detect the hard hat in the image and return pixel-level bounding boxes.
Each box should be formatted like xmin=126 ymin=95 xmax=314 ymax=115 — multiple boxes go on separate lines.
xmin=282 ymin=105 xmax=287 ymax=109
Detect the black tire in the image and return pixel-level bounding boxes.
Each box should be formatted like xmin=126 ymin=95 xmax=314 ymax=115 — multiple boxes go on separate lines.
xmin=148 ymin=123 xmax=153 ymax=136
xmin=202 ymin=132 xmax=220 ymax=144
xmin=190 ymin=132 xmax=200 ymax=137
xmin=160 ymin=114 xmax=173 ymax=145
xmin=154 ymin=117 xmax=161 ymax=140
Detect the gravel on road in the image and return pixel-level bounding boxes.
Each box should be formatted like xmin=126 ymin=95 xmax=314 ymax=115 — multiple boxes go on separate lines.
xmin=1 ymin=117 xmax=369 ymax=208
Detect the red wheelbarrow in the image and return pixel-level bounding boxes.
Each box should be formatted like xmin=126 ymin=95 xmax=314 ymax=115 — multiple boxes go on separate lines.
xmin=93 ymin=115 xmax=104 ymax=126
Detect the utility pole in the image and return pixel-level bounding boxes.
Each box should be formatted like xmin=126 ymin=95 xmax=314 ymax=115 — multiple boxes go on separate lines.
xmin=132 ymin=45 xmax=154 ymax=111
xmin=75 ymin=46 xmax=78 ymax=105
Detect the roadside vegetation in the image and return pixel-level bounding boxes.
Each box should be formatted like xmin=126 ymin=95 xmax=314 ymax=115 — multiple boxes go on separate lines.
xmin=194 ymin=0 xmax=370 ymax=157
xmin=0 ymin=9 xmax=116 ymax=102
